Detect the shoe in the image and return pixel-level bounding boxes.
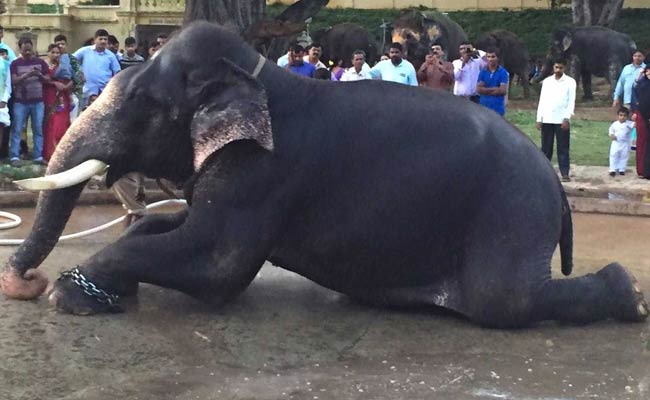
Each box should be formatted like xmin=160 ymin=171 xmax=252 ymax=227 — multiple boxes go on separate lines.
xmin=33 ymin=158 xmax=47 ymax=166
xmin=619 ymin=171 xmax=625 ymax=176
xmin=561 ymin=175 xmax=571 ymax=182
xmin=10 ymin=158 xmax=21 ymax=167
xmin=609 ymin=171 xmax=616 ymax=177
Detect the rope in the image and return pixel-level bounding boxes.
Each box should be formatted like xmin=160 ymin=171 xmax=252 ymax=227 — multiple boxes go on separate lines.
xmin=0 ymin=199 xmax=187 ymax=246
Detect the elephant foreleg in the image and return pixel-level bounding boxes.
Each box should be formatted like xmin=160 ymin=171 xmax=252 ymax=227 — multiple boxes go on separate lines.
xmin=49 ymin=141 xmax=284 ymax=315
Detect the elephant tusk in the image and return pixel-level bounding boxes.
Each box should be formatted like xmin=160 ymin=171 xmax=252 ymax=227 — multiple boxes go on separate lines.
xmin=14 ymin=160 xmax=108 ymax=191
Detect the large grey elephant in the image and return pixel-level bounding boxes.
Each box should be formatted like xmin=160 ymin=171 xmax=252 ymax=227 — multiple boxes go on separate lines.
xmin=311 ymin=23 xmax=377 ymax=68
xmin=542 ymin=26 xmax=636 ymax=100
xmin=1 ymin=22 xmax=647 ymax=328
xmin=475 ymin=30 xmax=530 ymax=98
xmin=391 ymin=10 xmax=467 ymax=69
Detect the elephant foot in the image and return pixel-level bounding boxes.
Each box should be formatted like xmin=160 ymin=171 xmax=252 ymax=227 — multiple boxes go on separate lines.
xmin=1 ymin=268 xmax=49 ymax=300
xmin=48 ymin=268 xmax=124 ymax=315
xmin=597 ymin=263 xmax=649 ymax=322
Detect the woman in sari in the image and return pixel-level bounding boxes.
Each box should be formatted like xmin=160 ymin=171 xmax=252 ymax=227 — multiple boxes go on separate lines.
xmin=43 ymin=43 xmax=72 ymax=161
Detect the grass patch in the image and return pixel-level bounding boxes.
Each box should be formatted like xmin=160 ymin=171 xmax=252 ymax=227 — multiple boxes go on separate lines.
xmin=0 ymin=163 xmax=45 ymax=182
xmin=506 ymin=109 xmax=633 ymax=167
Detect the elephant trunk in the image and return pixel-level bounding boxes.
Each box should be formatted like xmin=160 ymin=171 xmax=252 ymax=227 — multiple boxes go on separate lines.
xmin=1 ymin=95 xmax=118 ymax=299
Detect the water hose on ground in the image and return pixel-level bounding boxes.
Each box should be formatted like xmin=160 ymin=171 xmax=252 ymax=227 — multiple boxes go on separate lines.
xmin=0 ymin=199 xmax=187 ymax=245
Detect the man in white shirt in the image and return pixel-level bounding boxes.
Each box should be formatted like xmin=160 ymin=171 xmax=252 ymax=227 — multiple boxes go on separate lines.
xmin=536 ymin=58 xmax=577 ymax=182
xmin=369 ymin=43 xmax=417 ymax=86
xmin=452 ymin=42 xmax=487 ymax=102
xmin=304 ymin=43 xmax=328 ymax=70
xmin=340 ymin=50 xmax=371 ymax=82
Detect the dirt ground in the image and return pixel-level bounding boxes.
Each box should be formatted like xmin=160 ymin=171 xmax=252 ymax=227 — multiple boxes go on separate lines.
xmin=0 ymin=205 xmax=649 ymax=400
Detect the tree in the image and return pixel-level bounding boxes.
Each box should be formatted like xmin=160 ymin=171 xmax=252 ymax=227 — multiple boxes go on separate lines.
xmin=572 ymin=0 xmax=625 ymax=28
xmin=183 ymin=0 xmax=266 ymax=33
xmin=184 ymin=0 xmax=329 ymax=59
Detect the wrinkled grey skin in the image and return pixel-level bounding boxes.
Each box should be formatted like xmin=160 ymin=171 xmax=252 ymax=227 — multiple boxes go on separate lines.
xmin=391 ymin=10 xmax=467 ymax=70
xmin=542 ymin=26 xmax=636 ymax=100
xmin=311 ymin=23 xmax=377 ymax=68
xmin=476 ymin=30 xmax=530 ymax=98
xmin=1 ymin=22 xmax=647 ymax=328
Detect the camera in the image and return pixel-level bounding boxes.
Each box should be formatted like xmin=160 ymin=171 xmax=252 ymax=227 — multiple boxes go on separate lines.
xmin=461 ymin=47 xmax=479 ymax=59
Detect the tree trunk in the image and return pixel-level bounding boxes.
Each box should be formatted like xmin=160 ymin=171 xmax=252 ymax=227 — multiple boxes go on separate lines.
xmin=183 ymin=0 xmax=266 ymax=34
xmin=572 ymin=0 xmax=625 ymax=28
xmin=597 ymin=0 xmax=624 ymax=28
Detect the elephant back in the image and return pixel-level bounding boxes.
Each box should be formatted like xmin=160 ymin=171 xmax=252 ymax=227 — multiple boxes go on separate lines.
xmin=312 ymin=23 xmax=376 ymax=68
xmin=475 ymin=30 xmax=529 ymax=77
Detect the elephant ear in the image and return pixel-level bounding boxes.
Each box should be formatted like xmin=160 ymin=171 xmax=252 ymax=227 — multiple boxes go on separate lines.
xmin=188 ymin=58 xmax=273 ymax=172
xmin=561 ymin=33 xmax=572 ymax=52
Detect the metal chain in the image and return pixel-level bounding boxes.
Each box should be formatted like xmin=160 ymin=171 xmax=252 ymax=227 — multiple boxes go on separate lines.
xmin=59 ymin=267 xmax=120 ymax=308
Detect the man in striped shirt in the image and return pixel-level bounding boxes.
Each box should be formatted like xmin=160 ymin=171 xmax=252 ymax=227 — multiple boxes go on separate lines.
xmin=119 ymin=37 xmax=144 ymax=70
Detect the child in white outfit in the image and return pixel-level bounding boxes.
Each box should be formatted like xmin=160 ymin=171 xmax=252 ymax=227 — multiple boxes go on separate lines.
xmin=608 ymin=107 xmax=635 ymax=176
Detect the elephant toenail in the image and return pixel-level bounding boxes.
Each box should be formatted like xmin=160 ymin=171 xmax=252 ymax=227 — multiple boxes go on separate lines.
xmin=639 ymin=303 xmax=649 ymax=317
xmin=634 ymin=285 xmax=642 ymax=294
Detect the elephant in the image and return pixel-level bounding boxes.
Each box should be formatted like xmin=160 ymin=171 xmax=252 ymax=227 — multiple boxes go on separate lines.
xmin=1 ymin=21 xmax=647 ymax=328
xmin=475 ymin=30 xmax=531 ymax=98
xmin=391 ymin=9 xmax=467 ymax=70
xmin=311 ymin=23 xmax=377 ymax=68
xmin=542 ymin=26 xmax=636 ymax=100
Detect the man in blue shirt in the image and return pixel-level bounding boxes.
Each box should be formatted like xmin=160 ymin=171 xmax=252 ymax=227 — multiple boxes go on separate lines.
xmin=73 ymin=29 xmax=121 ymax=109
xmin=613 ymin=49 xmax=645 ymax=109
xmin=369 ymin=43 xmax=417 ymax=86
xmin=0 ymin=25 xmax=15 ymax=158
xmin=477 ymin=48 xmax=509 ymax=116
xmin=286 ymin=44 xmax=315 ymax=78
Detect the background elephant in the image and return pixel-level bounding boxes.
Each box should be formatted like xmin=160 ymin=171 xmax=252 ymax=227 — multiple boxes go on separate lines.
xmin=542 ymin=26 xmax=636 ymax=100
xmin=475 ymin=30 xmax=531 ymax=98
xmin=311 ymin=23 xmax=377 ymax=68
xmin=1 ymin=22 xmax=647 ymax=328
xmin=391 ymin=9 xmax=467 ymax=69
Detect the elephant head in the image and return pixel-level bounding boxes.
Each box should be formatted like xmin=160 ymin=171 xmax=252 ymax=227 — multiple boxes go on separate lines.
xmin=551 ymin=28 xmax=574 ymax=56
xmin=391 ymin=10 xmax=439 ymax=68
xmin=540 ymin=28 xmax=574 ymax=80
xmin=391 ymin=10 xmax=466 ymax=68
xmin=1 ymin=23 xmax=274 ymax=299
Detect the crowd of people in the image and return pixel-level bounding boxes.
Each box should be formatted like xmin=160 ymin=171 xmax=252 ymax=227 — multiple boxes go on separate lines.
xmin=0 ymin=27 xmax=170 ymax=227
xmin=280 ymin=38 xmax=650 ymax=181
xmin=0 ymin=26 xmax=648 ymax=210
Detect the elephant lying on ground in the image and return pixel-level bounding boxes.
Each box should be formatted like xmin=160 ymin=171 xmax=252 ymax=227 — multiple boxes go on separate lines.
xmin=1 ymin=22 xmax=647 ymax=328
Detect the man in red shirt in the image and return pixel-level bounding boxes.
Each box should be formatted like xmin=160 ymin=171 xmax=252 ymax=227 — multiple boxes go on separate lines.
xmin=417 ymin=44 xmax=454 ymax=91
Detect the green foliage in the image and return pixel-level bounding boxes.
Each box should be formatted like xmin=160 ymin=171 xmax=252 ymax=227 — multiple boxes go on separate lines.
xmin=506 ymin=110 xmax=633 ymax=167
xmin=267 ymin=5 xmax=650 ymax=58
xmin=28 ymin=4 xmax=63 ymax=14
xmin=0 ymin=163 xmax=45 ymax=182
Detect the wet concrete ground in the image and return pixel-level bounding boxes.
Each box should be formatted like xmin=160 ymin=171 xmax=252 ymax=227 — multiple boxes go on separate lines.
xmin=0 ymin=204 xmax=649 ymax=400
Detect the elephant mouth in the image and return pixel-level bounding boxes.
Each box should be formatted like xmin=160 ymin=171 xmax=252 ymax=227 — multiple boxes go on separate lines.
xmin=14 ymin=159 xmax=108 ymax=191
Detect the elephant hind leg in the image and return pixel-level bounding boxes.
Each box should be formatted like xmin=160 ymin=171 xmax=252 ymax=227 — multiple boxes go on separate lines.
xmin=532 ymin=263 xmax=648 ymax=324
